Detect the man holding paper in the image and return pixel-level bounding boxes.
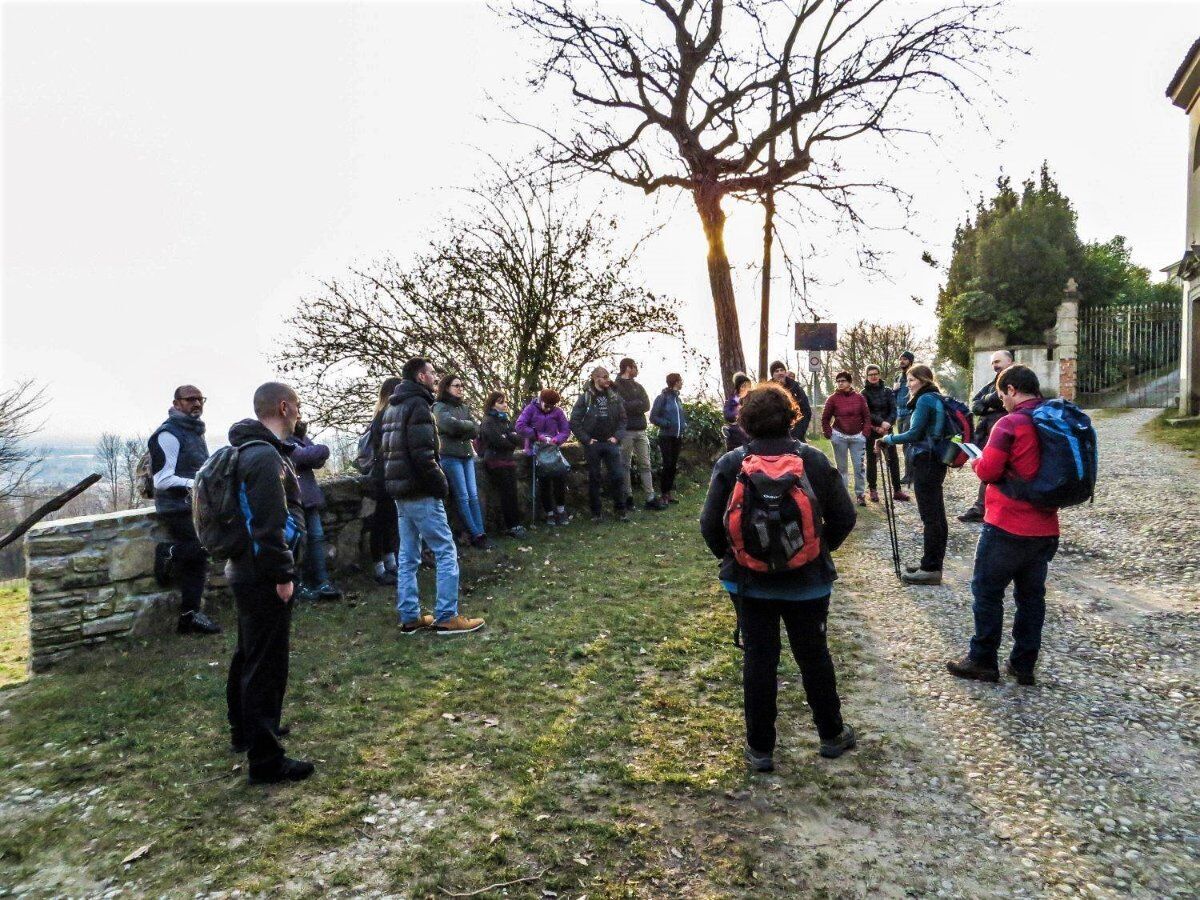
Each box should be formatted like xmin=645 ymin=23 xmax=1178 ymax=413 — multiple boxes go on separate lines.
xmin=946 ymin=364 xmax=1059 ymax=687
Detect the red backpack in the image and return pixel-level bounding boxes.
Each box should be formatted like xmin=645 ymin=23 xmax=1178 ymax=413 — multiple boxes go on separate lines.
xmin=723 ymin=450 xmax=823 ymax=573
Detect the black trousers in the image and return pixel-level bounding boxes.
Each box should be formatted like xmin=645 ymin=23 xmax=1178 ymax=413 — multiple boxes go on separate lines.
xmin=535 ymin=466 xmax=566 ymax=514
xmin=227 ymin=580 xmax=293 ymax=772
xmin=658 ymin=435 xmax=682 ymax=494
xmin=737 ymin=594 xmax=843 ymax=752
xmin=584 ymin=441 xmax=625 ymax=514
xmin=159 ymin=510 xmax=208 ymax=615
xmin=912 ymin=452 xmax=948 ymax=571
xmin=485 ymin=465 xmax=522 ymax=530
xmin=865 ymin=431 xmax=901 ymax=492
xmin=368 ymin=493 xmax=399 ymax=561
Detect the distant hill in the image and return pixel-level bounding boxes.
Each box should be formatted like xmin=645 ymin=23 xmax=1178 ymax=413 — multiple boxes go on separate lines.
xmin=30 ymin=445 xmax=102 ymax=486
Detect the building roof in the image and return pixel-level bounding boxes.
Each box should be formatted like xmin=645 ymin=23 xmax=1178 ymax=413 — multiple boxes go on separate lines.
xmin=1167 ymin=36 xmax=1200 ymax=108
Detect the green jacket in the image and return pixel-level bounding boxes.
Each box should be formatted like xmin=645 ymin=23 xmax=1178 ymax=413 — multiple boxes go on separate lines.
xmin=432 ymin=398 xmax=479 ymax=459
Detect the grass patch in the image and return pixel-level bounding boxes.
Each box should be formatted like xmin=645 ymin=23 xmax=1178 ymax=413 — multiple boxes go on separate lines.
xmin=0 ymin=580 xmax=28 ymax=689
xmin=1143 ymin=406 xmax=1200 ymax=456
xmin=0 ymin=483 xmax=862 ymax=897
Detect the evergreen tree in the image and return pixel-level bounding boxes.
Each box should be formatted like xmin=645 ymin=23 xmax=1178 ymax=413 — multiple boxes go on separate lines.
xmin=936 ymin=164 xmax=1082 ymax=367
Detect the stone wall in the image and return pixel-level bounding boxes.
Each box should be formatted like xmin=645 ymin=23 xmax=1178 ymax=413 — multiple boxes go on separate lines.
xmin=22 ymin=440 xmax=716 ymax=674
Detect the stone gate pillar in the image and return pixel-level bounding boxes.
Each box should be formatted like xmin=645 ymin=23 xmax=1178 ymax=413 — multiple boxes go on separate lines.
xmin=1055 ymin=279 xmax=1080 ymax=401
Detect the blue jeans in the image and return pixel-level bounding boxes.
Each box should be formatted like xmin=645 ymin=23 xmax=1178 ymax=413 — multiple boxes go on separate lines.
xmin=303 ymin=508 xmax=330 ymax=585
xmin=441 ymin=457 xmax=485 ymax=537
xmin=968 ymin=524 xmax=1059 ymax=672
xmin=396 ymin=497 xmax=460 ymax=624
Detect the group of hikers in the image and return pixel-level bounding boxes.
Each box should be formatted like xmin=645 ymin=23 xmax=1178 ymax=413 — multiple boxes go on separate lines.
xmin=142 ymin=344 xmax=1093 ymax=783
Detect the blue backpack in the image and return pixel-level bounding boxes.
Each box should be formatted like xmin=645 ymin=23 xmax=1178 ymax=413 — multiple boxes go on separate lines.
xmin=997 ymin=399 xmax=1097 ymax=509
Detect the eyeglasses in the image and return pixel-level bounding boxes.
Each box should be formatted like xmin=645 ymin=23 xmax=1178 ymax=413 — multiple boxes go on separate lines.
xmin=450 ymin=383 xmax=464 ymax=389
xmin=179 ymin=396 xmax=206 ymax=403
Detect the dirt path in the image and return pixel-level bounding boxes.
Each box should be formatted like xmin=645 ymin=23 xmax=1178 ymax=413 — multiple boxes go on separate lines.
xmin=787 ymin=407 xmax=1198 ymax=898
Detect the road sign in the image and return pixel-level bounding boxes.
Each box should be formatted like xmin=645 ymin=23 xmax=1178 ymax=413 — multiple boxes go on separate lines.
xmin=795 ymin=322 xmax=837 ymax=351
xmin=808 ymin=354 xmax=822 ymax=373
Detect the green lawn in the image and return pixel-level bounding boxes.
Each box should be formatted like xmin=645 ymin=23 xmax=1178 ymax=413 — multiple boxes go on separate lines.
xmin=1143 ymin=406 xmax=1200 ymax=456
xmin=0 ymin=480 xmax=865 ymax=898
xmin=0 ymin=581 xmax=28 ymax=689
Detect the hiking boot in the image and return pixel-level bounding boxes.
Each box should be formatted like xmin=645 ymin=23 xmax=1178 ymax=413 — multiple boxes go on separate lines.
xmin=294 ymin=584 xmax=321 ymax=603
xmin=470 ymin=534 xmax=492 ymax=551
xmin=1005 ymin=660 xmax=1036 ymax=686
xmin=248 ymin=757 xmax=315 ymax=785
xmin=154 ymin=542 xmax=174 ymax=587
xmin=893 ymin=490 xmax=911 ymax=502
xmin=645 ymin=496 xmax=669 ymax=511
xmin=316 ymin=582 xmax=343 ymax=601
xmin=957 ymin=507 xmax=984 ymax=523
xmin=869 ymin=490 xmax=879 ymax=503
xmin=819 ymin=725 xmax=857 ymax=759
xmin=856 ymin=494 xmax=867 ymax=507
xmin=901 ymin=569 xmax=942 ymax=586
xmin=905 ymin=564 xmax=921 ymax=574
xmin=374 ymin=569 xmax=398 ymax=586
xmin=399 ymin=614 xmax=434 ymax=635
xmin=947 ymin=655 xmax=1000 ymax=683
xmin=433 ymin=614 xmax=485 ymax=635
xmin=743 ymin=743 xmax=774 ymax=773
xmin=178 ymin=610 xmax=222 ymax=635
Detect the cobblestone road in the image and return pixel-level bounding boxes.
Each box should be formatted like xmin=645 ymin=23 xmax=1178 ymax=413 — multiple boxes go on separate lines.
xmin=828 ymin=407 xmax=1198 ymax=898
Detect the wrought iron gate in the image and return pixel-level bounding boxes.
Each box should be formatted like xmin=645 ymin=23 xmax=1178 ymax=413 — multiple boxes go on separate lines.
xmin=1077 ymin=300 xmax=1182 ymax=408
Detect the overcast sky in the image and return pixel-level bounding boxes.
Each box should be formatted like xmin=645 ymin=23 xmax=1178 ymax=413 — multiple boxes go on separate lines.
xmin=2 ymin=1 xmax=1197 ymax=443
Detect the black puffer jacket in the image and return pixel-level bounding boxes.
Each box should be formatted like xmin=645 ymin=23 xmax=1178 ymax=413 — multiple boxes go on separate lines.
xmin=699 ymin=437 xmax=856 ymax=594
xmin=970 ymin=383 xmax=1005 ymax=445
xmin=862 ymin=380 xmax=897 ymax=428
xmin=479 ymin=410 xmax=520 ymax=468
xmin=381 ymin=380 xmax=448 ymax=501
xmin=225 ymin=419 xmax=306 ymax=586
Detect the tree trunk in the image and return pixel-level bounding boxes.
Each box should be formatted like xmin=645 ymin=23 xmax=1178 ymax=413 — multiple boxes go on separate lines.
xmin=759 ymin=189 xmax=774 ymax=382
xmin=693 ymin=183 xmax=747 ymax=392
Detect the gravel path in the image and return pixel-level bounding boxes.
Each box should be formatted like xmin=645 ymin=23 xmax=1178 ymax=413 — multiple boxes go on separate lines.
xmin=823 ymin=407 xmax=1198 ymax=898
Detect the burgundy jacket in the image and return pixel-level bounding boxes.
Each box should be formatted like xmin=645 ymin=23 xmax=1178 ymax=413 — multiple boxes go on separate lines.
xmin=821 ymin=390 xmax=872 ymax=439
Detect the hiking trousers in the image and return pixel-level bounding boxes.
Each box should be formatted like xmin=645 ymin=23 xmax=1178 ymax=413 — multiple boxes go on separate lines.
xmin=619 ymin=430 xmax=655 ymax=501
xmin=865 ymin=431 xmax=901 ymax=492
xmin=969 ymin=525 xmax=1059 ymax=672
xmin=227 ymin=580 xmax=292 ymax=773
xmin=736 ymin=595 xmax=844 ymax=753
xmin=160 ymin=510 xmax=208 ymax=615
xmin=912 ymin=453 xmax=948 ymax=571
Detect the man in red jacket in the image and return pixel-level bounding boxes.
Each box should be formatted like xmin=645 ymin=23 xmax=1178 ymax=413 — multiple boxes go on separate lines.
xmin=947 ymin=365 xmax=1058 ymax=686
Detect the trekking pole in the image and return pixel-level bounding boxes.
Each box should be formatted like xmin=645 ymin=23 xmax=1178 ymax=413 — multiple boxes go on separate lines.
xmin=530 ymin=451 xmax=538 ymax=529
xmin=879 ymin=448 xmax=903 ymax=581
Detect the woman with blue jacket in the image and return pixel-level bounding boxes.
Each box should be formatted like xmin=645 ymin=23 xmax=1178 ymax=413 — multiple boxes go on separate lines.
xmin=880 ymin=364 xmax=948 ymax=585
xmin=649 ymin=373 xmax=687 ymax=503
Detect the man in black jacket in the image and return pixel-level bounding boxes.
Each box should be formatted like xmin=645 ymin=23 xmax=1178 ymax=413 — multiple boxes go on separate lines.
xmin=148 ymin=385 xmax=221 ymax=635
xmin=958 ymin=349 xmax=1013 ymax=523
xmin=768 ymin=360 xmax=813 ymax=442
xmin=699 ymin=383 xmax=857 ymax=771
xmin=570 ymin=366 xmax=629 ymax=521
xmin=225 ymin=382 xmax=312 ymax=784
xmin=381 ymin=357 xmax=485 ymax=636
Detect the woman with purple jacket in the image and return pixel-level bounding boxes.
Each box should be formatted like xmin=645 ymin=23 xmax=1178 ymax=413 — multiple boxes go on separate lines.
xmin=515 ymin=389 xmax=572 ymax=526
xmin=287 ymin=422 xmax=342 ymax=602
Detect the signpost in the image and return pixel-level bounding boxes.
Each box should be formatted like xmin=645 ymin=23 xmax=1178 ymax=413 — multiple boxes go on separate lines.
xmin=796 ymin=323 xmax=836 ymax=407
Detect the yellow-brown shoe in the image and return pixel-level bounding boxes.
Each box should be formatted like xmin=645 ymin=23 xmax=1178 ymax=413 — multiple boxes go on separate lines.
xmin=433 ymin=614 xmax=485 ymax=635
xmin=400 ymin=614 xmax=434 ymax=635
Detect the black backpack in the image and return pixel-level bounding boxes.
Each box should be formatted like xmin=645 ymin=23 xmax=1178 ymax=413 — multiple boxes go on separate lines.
xmin=192 ymin=441 xmax=272 ymax=560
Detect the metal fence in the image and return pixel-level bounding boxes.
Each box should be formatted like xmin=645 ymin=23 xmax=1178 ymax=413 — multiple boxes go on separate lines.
xmin=1078 ymin=300 xmax=1182 ymax=408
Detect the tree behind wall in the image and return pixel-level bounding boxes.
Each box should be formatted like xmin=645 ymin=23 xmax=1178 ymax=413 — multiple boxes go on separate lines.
xmin=278 ymin=171 xmax=680 ymax=430
xmin=510 ymin=0 xmax=1012 ymax=389
xmin=936 ymin=165 xmax=1082 ymax=368
xmin=828 ymin=321 xmax=930 ymax=390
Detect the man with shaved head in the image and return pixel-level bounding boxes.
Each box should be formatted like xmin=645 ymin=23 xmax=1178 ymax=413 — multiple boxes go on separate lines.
xmin=959 ymin=349 xmax=1016 ymax=523
xmin=149 ymin=383 xmax=220 ymax=635
xmin=224 ymin=381 xmax=313 ymax=784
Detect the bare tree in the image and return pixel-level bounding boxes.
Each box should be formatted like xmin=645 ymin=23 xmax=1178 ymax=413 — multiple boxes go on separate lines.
xmin=278 ymin=168 xmax=681 ymax=430
xmin=509 ymin=0 xmax=1012 ymax=388
xmin=94 ymin=433 xmax=124 ymax=512
xmin=0 ymin=380 xmax=48 ymax=503
xmin=827 ymin=320 xmax=929 ymax=390
xmin=121 ymin=437 xmax=145 ymax=509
